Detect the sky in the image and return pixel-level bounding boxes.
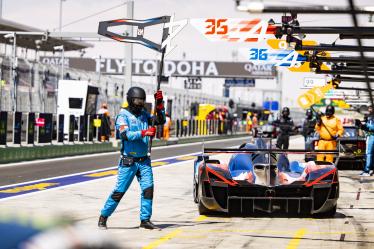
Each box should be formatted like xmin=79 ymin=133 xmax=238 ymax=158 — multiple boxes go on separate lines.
xmin=2 ymin=0 xmax=374 ymax=108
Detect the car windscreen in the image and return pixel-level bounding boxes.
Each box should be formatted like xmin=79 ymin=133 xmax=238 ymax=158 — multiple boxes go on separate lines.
xmin=343 ymin=127 xmax=357 ymax=137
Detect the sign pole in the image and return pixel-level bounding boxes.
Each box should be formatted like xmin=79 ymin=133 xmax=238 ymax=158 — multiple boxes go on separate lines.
xmin=148 ymin=44 xmax=167 ymax=156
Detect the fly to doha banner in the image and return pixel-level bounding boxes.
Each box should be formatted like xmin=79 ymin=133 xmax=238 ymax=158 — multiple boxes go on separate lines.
xmin=40 ymin=57 xmax=276 ymax=79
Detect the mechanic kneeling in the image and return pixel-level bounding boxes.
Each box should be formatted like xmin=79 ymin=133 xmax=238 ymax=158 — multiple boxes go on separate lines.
xmin=98 ymin=86 xmax=166 ymax=230
xmin=356 ymin=105 xmax=374 ymax=176
xmin=315 ymin=105 xmax=344 ymax=163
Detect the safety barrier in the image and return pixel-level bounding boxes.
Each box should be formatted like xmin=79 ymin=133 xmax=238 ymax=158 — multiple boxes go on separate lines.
xmin=0 ymin=112 xmax=247 ymax=147
xmin=172 ymin=119 xmax=245 ymax=137
xmin=0 ymin=111 xmax=111 ymax=146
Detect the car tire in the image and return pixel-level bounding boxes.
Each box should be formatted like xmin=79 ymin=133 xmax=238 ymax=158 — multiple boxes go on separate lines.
xmin=193 ymin=181 xmax=199 ymax=204
xmin=198 ymin=200 xmax=210 ymax=215
xmin=314 ymin=205 xmax=337 ymax=218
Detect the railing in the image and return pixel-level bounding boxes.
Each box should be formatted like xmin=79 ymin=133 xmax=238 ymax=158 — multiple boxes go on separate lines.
xmin=0 ymin=111 xmax=112 ymax=146
xmin=172 ymin=119 xmax=245 ymax=137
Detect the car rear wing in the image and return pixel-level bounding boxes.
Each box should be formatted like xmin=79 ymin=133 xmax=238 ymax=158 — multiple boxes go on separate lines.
xmin=203 ymin=148 xmax=339 ymax=155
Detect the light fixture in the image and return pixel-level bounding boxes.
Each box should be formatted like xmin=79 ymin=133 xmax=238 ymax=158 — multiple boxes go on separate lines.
xmin=53 ymin=45 xmax=64 ymax=51
xmin=35 ymin=40 xmax=42 ymax=50
xmin=4 ymin=33 xmax=14 ymax=39
xmin=237 ymin=1 xmax=264 ymax=13
xmin=364 ymin=6 xmax=374 ymax=12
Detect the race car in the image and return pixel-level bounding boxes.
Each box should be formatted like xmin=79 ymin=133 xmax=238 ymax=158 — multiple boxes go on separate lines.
xmin=336 ymin=126 xmax=366 ymax=169
xmin=306 ymin=126 xmax=366 ymax=169
xmin=193 ymin=139 xmax=339 ymax=217
xmin=258 ymin=123 xmax=277 ymax=138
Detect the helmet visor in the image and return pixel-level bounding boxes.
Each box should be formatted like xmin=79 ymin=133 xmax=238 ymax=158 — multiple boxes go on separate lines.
xmin=132 ymin=97 xmax=145 ymax=107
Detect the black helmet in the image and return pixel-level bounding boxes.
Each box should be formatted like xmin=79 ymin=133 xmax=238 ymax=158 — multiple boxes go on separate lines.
xmin=325 ymin=105 xmax=335 ymax=117
xmin=306 ymin=109 xmax=313 ymax=118
xmin=282 ymin=107 xmax=290 ymax=118
xmin=126 ymin=87 xmax=146 ymax=114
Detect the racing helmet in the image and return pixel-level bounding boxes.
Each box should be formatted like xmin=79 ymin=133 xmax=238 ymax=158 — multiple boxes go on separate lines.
xmin=325 ymin=105 xmax=335 ymax=117
xmin=281 ymin=107 xmax=290 ymax=118
xmin=126 ymin=87 xmax=146 ymax=114
xmin=306 ymin=109 xmax=313 ymax=119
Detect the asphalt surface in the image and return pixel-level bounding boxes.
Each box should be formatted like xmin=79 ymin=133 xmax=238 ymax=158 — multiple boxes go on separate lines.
xmin=1 ymin=136 xmax=373 ymax=249
xmin=0 ymin=136 xmax=252 ymax=186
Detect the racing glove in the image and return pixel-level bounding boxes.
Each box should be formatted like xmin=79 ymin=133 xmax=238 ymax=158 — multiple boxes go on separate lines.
xmin=141 ymin=127 xmax=156 ymax=137
xmin=154 ymin=90 xmax=164 ymax=111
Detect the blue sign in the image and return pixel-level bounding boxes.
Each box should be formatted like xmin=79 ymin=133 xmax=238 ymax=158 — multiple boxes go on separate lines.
xmin=223 ymin=86 xmax=230 ymax=97
xmin=247 ymin=48 xmax=307 ymax=67
xmin=224 ymin=78 xmax=255 ymax=87
xmin=263 ymin=101 xmax=279 ymax=111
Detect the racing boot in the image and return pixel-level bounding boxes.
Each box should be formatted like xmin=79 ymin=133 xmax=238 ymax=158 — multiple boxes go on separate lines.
xmin=359 ymin=171 xmax=371 ymax=177
xmin=98 ymin=215 xmax=108 ymax=229
xmin=140 ymin=220 xmax=161 ymax=230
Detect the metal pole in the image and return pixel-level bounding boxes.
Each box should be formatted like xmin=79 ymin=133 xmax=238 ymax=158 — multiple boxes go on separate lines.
xmin=236 ymin=4 xmax=374 ymax=14
xmin=61 ymin=46 xmax=64 ymax=80
xmin=298 ymin=44 xmax=374 ymax=52
xmin=313 ymin=56 xmax=374 ymax=64
xmin=337 ymin=76 xmax=374 ymax=82
xmin=298 ymin=26 xmax=374 ymax=34
xmin=0 ymin=0 xmax=3 ymax=19
xmin=59 ymin=0 xmax=63 ymax=32
xmin=348 ymin=0 xmax=374 ymax=107
xmin=12 ymin=33 xmax=17 ymax=112
xmin=124 ymin=0 xmax=133 ymax=101
xmin=58 ymin=46 xmax=64 ymax=114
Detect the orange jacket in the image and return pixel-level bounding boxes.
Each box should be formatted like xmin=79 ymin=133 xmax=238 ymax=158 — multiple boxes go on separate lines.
xmin=315 ymin=115 xmax=344 ymax=140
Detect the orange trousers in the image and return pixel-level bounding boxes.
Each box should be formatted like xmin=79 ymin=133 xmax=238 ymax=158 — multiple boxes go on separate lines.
xmin=163 ymin=127 xmax=170 ymax=140
xmin=316 ymin=140 xmax=337 ymax=163
xmin=246 ymin=125 xmax=252 ymax=133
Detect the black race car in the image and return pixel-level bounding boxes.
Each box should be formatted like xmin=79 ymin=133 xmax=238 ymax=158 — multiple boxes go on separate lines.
xmin=337 ymin=126 xmax=366 ymax=169
xmin=306 ymin=126 xmax=366 ymax=169
xmin=193 ymin=139 xmax=339 ymax=217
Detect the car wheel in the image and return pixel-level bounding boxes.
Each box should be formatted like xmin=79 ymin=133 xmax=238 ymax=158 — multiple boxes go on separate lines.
xmin=314 ymin=205 xmax=337 ymax=218
xmin=198 ymin=200 xmax=210 ymax=215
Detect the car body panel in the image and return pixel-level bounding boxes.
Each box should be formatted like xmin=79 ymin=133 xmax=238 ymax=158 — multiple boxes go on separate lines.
xmin=194 ymin=140 xmax=339 ymax=216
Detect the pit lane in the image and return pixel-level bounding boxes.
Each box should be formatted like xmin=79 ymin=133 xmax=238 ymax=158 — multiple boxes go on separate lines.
xmin=0 ymin=136 xmax=252 ymax=186
xmin=0 ymin=136 xmax=373 ymax=249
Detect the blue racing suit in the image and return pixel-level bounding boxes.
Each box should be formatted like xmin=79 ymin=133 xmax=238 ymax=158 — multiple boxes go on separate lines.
xmin=101 ymin=108 xmax=165 ymax=221
xmin=364 ymin=116 xmax=374 ymax=173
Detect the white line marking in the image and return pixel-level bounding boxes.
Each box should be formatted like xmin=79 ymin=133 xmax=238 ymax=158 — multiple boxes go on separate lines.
xmin=0 ymin=152 xmax=200 ymax=189
xmin=0 ymin=157 xmax=199 ymax=202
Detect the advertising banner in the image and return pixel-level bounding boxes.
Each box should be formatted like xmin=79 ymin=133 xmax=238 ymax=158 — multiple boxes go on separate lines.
xmin=79 ymin=115 xmax=86 ymax=142
xmin=13 ymin=112 xmax=22 ymax=145
xmin=58 ymin=114 xmax=64 ymax=143
xmin=27 ymin=112 xmax=35 ymax=145
xmin=38 ymin=113 xmax=53 ymax=143
xmin=35 ymin=118 xmax=45 ymax=127
xmin=0 ymin=111 xmax=7 ymax=145
xmin=40 ymin=57 xmax=276 ymax=79
xmin=88 ymin=115 xmax=94 ymax=142
xmin=68 ymin=115 xmax=75 ymax=142
xmin=224 ymin=78 xmax=255 ymax=87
